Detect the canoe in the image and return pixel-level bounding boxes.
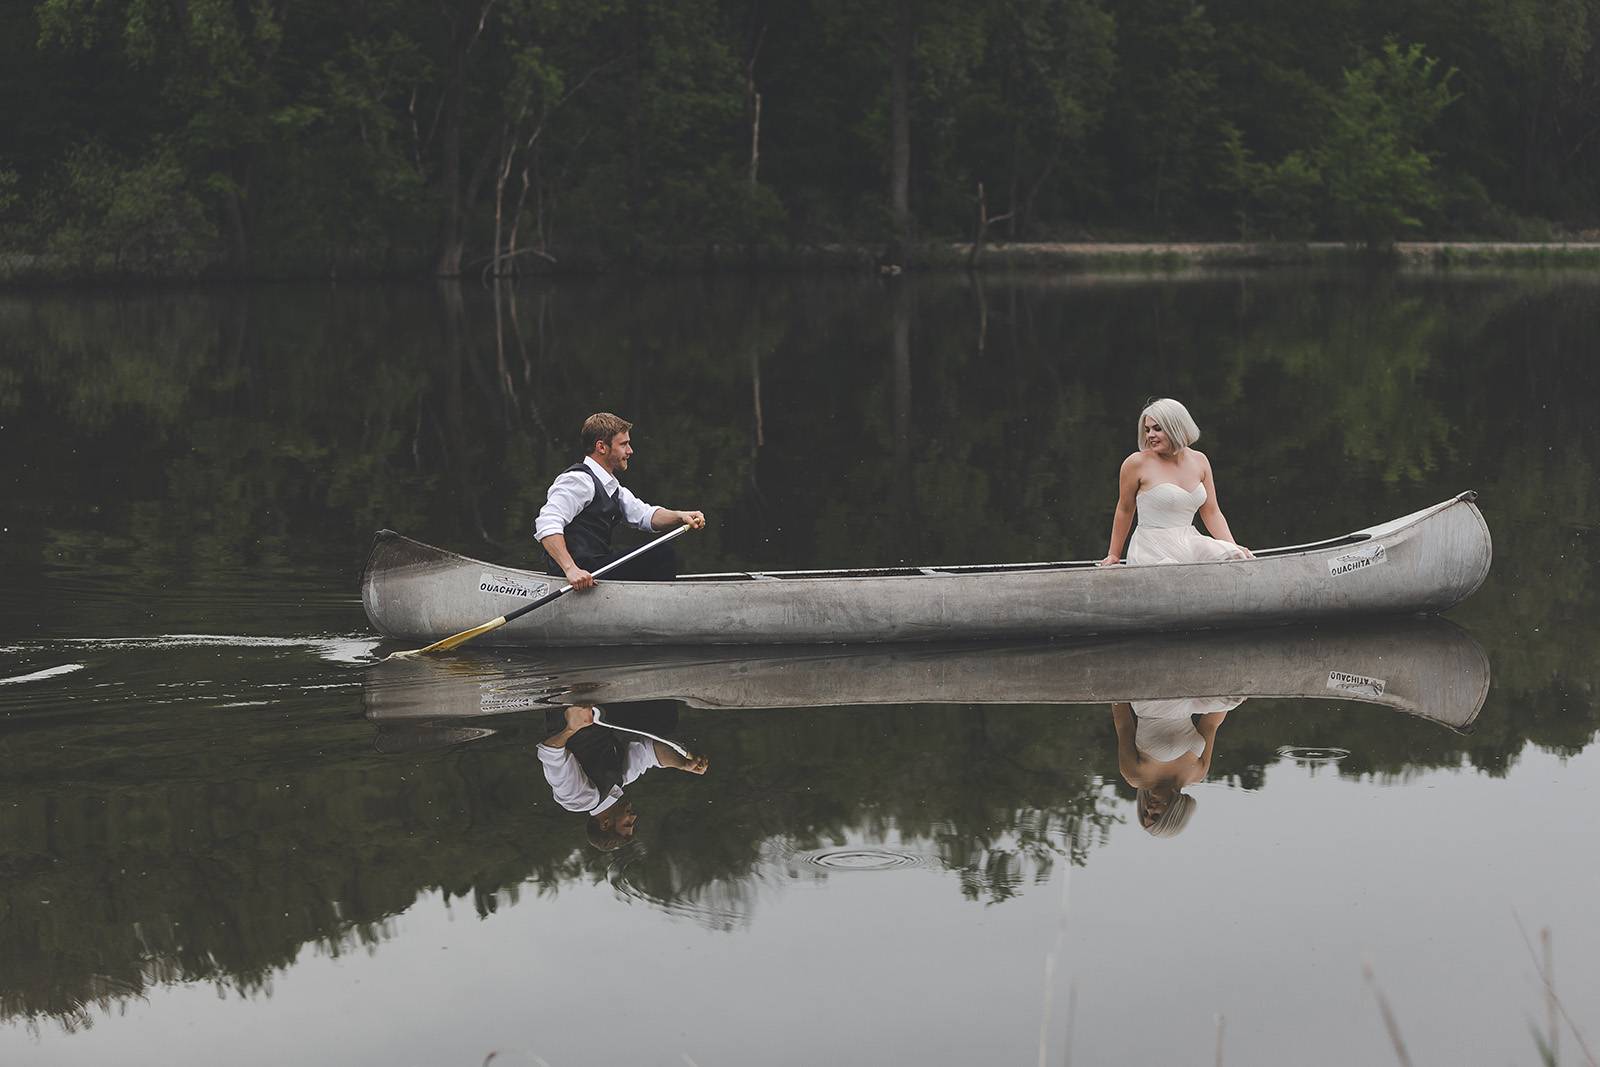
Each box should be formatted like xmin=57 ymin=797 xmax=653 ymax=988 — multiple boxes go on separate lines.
xmin=360 ymin=491 xmax=1491 ymax=647
xmin=363 ymin=617 xmax=1490 ymax=734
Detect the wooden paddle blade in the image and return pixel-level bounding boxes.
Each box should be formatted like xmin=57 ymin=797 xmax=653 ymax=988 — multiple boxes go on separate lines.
xmin=385 ymin=615 xmax=510 ymax=660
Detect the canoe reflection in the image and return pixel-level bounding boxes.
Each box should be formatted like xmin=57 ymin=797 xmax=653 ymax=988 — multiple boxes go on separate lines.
xmin=363 ymin=617 xmax=1489 ymax=732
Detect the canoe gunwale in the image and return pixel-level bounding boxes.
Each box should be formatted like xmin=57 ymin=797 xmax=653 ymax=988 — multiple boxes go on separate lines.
xmin=365 ymin=490 xmax=1474 ymax=587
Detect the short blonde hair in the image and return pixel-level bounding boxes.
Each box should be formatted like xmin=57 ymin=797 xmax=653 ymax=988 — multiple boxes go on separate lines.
xmin=1137 ymin=788 xmax=1197 ymax=837
xmin=1139 ymin=398 xmax=1201 ymax=451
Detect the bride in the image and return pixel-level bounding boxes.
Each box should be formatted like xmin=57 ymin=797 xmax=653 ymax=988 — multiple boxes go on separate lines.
xmin=1098 ymin=398 xmax=1254 ymax=566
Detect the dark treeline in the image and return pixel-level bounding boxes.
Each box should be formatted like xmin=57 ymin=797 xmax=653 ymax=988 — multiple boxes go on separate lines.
xmin=4 ymin=0 xmax=1600 ymax=276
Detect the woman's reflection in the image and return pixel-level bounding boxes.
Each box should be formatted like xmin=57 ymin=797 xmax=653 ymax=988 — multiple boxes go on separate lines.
xmin=1112 ymin=697 xmax=1243 ymax=837
xmin=539 ymin=700 xmax=708 ymax=850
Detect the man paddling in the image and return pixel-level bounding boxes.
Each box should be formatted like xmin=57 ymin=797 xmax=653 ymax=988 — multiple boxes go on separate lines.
xmin=535 ymin=411 xmax=705 ymax=589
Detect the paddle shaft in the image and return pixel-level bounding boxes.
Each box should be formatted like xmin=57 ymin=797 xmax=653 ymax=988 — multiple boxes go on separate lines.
xmin=505 ymin=522 xmax=693 ymax=624
xmin=388 ymin=523 xmax=693 ymax=657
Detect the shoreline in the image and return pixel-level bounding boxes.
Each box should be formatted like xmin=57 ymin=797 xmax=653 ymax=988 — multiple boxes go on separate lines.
xmin=6 ymin=240 xmax=1600 ymax=286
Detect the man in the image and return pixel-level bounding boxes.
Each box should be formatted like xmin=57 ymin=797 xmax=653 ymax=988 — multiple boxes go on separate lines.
xmin=535 ymin=412 xmax=705 ymax=588
xmin=538 ymin=702 xmax=710 ymax=851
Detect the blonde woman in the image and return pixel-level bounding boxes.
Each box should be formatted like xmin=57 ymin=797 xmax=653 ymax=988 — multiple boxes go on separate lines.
xmin=1099 ymin=398 xmax=1254 ymax=566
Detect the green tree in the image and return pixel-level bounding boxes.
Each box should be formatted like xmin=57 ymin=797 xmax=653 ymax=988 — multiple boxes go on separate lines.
xmin=1315 ymin=40 xmax=1459 ymax=248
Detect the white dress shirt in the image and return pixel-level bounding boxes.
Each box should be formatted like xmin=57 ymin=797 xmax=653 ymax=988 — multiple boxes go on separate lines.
xmin=534 ymin=455 xmax=661 ymax=542
xmin=537 ymin=734 xmax=662 ymax=813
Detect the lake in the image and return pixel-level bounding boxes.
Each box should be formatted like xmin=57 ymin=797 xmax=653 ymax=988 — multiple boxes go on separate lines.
xmin=1 ymin=270 xmax=1595 ymax=1066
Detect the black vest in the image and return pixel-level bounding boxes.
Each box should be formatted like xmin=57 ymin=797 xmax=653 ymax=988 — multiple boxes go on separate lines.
xmin=559 ymin=461 xmax=622 ymax=563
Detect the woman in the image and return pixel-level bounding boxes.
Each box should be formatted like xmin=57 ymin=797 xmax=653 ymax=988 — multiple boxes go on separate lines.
xmin=1112 ymin=697 xmax=1241 ymax=837
xmin=1099 ymin=398 xmax=1254 ymax=566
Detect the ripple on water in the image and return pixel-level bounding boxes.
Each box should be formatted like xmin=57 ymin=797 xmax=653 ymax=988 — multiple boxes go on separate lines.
xmin=1277 ymin=745 xmax=1352 ymax=765
xmin=792 ymin=846 xmax=937 ymax=872
xmin=606 ymin=849 xmax=753 ymax=930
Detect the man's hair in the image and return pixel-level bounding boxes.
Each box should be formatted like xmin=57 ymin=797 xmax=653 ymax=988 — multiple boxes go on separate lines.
xmin=580 ymin=412 xmax=633 ymax=456
xmin=586 ymin=813 xmax=632 ymax=852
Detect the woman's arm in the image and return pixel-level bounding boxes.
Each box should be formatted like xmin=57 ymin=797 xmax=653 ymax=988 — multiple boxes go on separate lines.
xmin=1196 ymin=454 xmax=1253 ymax=555
xmin=1099 ymin=455 xmax=1142 ymax=565
xmin=1112 ymin=702 xmax=1143 ymax=783
xmin=1194 ymin=710 xmax=1228 ymax=775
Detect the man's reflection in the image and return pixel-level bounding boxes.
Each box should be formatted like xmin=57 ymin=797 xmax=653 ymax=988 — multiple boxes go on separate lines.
xmin=1112 ymin=697 xmax=1243 ymax=837
xmin=539 ymin=700 xmax=708 ymax=850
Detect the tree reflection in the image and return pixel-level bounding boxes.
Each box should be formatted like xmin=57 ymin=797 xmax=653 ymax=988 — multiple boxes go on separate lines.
xmin=1 ymin=272 xmax=1596 ymax=1027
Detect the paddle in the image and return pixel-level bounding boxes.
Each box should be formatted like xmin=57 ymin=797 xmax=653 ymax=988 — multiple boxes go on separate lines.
xmin=385 ymin=523 xmax=694 ymax=659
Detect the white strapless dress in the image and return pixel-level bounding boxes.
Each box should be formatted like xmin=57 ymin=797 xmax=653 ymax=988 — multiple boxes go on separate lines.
xmin=1131 ymin=696 xmax=1247 ymax=761
xmin=1127 ymin=483 xmax=1249 ymax=565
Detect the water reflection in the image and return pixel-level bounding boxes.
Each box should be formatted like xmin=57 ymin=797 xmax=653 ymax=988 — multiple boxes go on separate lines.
xmin=1 ymin=618 xmax=1494 ymax=1030
xmin=363 ymin=616 xmax=1489 ymax=728
xmin=1114 ymin=697 xmax=1241 ymax=836
xmin=540 ymin=701 xmax=708 ymax=850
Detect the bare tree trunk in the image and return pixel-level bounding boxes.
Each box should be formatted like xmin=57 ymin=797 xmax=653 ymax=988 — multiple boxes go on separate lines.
xmin=968 ymin=181 xmax=1013 ymax=271
xmin=625 ymin=0 xmax=644 ymax=263
xmin=749 ymin=92 xmax=762 ymax=185
xmin=434 ymin=59 xmax=465 ymax=276
xmin=889 ymin=279 xmax=915 ymax=555
xmin=744 ymin=17 xmax=766 ymax=186
xmin=490 ymin=121 xmax=513 ymax=278
xmin=888 ymin=0 xmax=913 ymax=259
xmin=433 ymin=1 xmax=497 ymax=277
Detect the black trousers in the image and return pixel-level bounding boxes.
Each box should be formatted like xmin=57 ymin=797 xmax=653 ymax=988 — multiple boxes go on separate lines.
xmin=546 ymin=543 xmax=679 ymax=582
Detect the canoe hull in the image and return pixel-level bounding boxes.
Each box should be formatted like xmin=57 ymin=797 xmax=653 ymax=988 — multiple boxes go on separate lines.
xmin=361 ymin=493 xmax=1491 ymax=646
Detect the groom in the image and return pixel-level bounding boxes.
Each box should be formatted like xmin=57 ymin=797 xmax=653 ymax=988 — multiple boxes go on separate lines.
xmin=534 ymin=412 xmax=705 ymax=589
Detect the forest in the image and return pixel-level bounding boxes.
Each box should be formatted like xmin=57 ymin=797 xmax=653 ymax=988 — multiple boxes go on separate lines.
xmin=4 ymin=0 xmax=1600 ymax=277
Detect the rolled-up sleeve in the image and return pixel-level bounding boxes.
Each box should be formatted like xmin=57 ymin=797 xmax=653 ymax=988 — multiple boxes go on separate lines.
xmin=616 ymin=486 xmax=660 ymax=532
xmin=538 ymin=743 xmax=599 ymax=812
xmin=534 ymin=471 xmax=595 ymax=541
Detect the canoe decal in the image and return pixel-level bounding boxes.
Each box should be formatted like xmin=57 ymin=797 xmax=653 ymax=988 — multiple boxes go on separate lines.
xmin=479 ymin=683 xmax=540 ymax=713
xmin=1327 ymin=670 xmax=1386 ymax=698
xmin=478 ymin=572 xmax=548 ymax=600
xmin=1327 ymin=542 xmax=1387 ymax=577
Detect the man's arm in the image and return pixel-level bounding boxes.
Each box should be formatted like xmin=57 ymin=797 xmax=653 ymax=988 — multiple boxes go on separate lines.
xmin=539 ymin=533 xmax=595 ymax=591
xmin=653 ymin=741 xmax=709 ymax=774
xmin=541 ymin=705 xmax=595 ymax=747
xmin=536 ymin=471 xmax=598 ymax=589
xmin=649 ymin=508 xmax=705 ymax=531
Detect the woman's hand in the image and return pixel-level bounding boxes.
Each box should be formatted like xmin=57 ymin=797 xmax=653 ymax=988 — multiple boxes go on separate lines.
xmin=1097 ymin=554 xmax=1121 ymax=567
xmin=1234 ymin=545 xmax=1255 ymax=559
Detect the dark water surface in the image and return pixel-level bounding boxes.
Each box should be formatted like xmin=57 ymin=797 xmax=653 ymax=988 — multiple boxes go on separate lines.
xmin=1 ymin=272 xmax=1596 ymax=1065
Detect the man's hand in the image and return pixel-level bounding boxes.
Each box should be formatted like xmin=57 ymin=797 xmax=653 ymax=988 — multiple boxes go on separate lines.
xmin=563 ymin=565 xmax=597 ymax=591
xmin=680 ymin=753 xmax=710 ymax=774
xmin=564 ymin=705 xmax=595 ymax=731
xmin=677 ymin=510 xmax=706 ymax=530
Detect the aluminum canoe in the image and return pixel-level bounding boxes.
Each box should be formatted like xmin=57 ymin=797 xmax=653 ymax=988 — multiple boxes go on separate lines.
xmin=360 ymin=492 xmax=1491 ymax=647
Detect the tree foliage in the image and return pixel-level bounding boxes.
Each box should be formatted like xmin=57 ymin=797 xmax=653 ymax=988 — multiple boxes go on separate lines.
xmin=0 ymin=1 xmax=1593 ymax=274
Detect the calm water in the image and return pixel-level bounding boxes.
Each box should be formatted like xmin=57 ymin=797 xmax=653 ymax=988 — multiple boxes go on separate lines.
xmin=1 ymin=272 xmax=1596 ymax=1065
